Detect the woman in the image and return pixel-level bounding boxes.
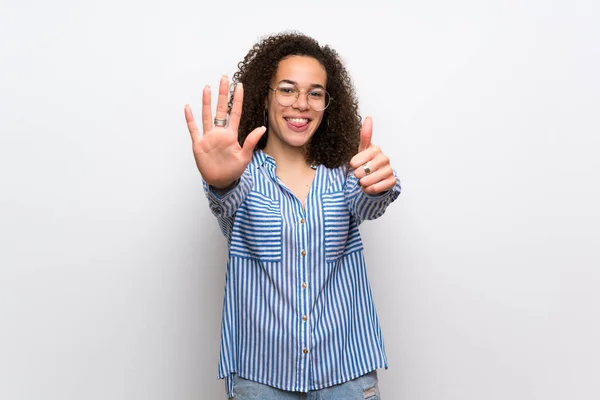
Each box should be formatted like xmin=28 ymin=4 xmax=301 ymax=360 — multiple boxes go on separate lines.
xmin=184 ymin=32 xmax=401 ymax=399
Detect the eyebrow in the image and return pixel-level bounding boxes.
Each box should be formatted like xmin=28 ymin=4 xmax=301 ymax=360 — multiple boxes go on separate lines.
xmin=278 ymin=79 xmax=326 ymax=90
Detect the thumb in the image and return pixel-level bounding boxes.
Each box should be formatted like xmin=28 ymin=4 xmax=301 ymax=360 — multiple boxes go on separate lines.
xmin=359 ymin=116 xmax=373 ymax=152
xmin=242 ymin=126 xmax=267 ymax=157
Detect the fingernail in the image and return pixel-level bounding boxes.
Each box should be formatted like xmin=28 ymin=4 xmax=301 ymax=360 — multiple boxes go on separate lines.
xmin=204 ymin=85 xmax=210 ymax=89
xmin=222 ymin=74 xmax=228 ymax=79
xmin=237 ymin=82 xmax=243 ymax=89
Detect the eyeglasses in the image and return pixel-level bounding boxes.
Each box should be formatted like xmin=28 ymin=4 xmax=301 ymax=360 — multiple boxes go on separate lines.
xmin=269 ymin=83 xmax=331 ymax=111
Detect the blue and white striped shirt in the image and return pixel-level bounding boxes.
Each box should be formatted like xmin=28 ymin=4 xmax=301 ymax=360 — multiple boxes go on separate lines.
xmin=203 ymin=150 xmax=401 ymax=396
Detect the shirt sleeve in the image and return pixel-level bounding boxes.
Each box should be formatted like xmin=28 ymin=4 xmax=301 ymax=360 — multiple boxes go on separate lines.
xmin=344 ymin=167 xmax=401 ymax=225
xmin=202 ymin=168 xmax=253 ymax=238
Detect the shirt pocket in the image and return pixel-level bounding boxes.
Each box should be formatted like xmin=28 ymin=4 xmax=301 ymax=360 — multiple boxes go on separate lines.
xmin=322 ymin=191 xmax=352 ymax=262
xmin=230 ymin=190 xmax=282 ymax=261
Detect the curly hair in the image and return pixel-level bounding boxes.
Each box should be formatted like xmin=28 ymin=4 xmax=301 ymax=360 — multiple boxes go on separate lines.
xmin=228 ymin=32 xmax=362 ymax=168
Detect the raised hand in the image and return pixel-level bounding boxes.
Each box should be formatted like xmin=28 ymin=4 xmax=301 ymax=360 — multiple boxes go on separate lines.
xmin=185 ymin=75 xmax=266 ymax=189
xmin=349 ymin=116 xmax=396 ymax=194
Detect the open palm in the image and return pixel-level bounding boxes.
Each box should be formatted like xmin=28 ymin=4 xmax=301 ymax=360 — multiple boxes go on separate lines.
xmin=184 ymin=75 xmax=265 ymax=189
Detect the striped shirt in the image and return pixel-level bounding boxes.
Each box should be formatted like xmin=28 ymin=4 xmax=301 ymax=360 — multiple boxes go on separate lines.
xmin=203 ymin=150 xmax=401 ymax=397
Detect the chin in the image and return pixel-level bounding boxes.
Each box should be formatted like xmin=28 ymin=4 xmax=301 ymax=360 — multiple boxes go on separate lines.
xmin=284 ymin=132 xmax=315 ymax=148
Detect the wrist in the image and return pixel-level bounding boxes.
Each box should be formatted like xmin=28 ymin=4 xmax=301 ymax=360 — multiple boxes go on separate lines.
xmin=210 ymin=179 xmax=239 ymax=194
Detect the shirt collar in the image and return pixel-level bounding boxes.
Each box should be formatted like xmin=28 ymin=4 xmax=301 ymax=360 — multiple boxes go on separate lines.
xmin=252 ymin=149 xmax=275 ymax=169
xmin=252 ymin=149 xmax=318 ymax=170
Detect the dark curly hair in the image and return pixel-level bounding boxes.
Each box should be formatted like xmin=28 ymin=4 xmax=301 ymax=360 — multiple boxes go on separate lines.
xmin=228 ymin=32 xmax=362 ymax=168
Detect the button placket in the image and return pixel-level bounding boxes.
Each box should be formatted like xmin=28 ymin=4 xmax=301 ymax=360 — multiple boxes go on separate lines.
xmin=298 ymin=208 xmax=310 ymax=377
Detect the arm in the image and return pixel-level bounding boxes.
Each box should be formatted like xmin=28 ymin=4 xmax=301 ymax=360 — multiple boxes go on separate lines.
xmin=184 ymin=76 xmax=265 ymax=237
xmin=346 ymin=116 xmax=401 ymax=224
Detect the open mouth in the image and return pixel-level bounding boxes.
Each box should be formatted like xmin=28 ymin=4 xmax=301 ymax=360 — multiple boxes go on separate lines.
xmin=284 ymin=117 xmax=312 ymax=132
xmin=284 ymin=117 xmax=310 ymax=126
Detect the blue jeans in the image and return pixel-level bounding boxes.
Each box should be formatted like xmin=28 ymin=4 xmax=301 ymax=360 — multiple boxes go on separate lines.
xmin=228 ymin=371 xmax=380 ymax=399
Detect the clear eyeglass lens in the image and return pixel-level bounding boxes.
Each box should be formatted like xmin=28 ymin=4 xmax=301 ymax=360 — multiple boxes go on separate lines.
xmin=275 ymin=85 xmax=330 ymax=111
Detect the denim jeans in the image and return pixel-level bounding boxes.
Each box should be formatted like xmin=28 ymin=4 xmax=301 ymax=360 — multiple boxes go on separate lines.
xmin=228 ymin=370 xmax=380 ymax=399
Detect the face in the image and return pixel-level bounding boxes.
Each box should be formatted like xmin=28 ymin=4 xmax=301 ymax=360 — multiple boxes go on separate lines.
xmin=265 ymin=55 xmax=327 ymax=151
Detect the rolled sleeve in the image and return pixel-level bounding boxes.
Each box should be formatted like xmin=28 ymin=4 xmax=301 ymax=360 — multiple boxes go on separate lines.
xmin=203 ymin=169 xmax=253 ymax=218
xmin=345 ymin=169 xmax=401 ymax=224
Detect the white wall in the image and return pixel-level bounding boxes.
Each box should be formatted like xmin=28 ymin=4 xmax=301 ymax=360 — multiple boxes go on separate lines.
xmin=1 ymin=0 xmax=599 ymax=399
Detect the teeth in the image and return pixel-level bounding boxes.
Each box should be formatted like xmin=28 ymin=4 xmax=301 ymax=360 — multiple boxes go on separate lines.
xmin=286 ymin=118 xmax=308 ymax=124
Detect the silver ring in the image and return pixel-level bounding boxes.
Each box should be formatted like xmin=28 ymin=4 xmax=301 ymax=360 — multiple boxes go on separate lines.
xmin=214 ymin=117 xmax=227 ymax=127
xmin=362 ymin=162 xmax=372 ymax=175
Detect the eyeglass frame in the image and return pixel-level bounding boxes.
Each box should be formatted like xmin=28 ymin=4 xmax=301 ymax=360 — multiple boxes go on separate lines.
xmin=268 ymin=82 xmax=332 ymax=111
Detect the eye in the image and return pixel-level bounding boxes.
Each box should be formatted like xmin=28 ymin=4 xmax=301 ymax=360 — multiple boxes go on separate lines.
xmin=309 ymin=90 xmax=325 ymax=99
xmin=278 ymin=86 xmax=297 ymax=96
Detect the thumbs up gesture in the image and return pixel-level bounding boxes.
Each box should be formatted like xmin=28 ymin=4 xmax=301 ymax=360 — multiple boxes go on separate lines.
xmin=349 ymin=117 xmax=396 ymax=194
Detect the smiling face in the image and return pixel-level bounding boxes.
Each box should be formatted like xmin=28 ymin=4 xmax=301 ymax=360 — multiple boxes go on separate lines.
xmin=265 ymin=55 xmax=327 ymax=153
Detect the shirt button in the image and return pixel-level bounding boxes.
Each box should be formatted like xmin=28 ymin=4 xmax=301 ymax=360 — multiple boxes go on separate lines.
xmin=303 ymin=348 xmax=309 ymax=355
xmin=302 ymin=315 xmax=308 ymax=322
xmin=301 ymin=282 xmax=307 ymax=289
xmin=301 ymin=250 xmax=306 ymax=257
xmin=300 ymin=218 xmax=305 ymax=224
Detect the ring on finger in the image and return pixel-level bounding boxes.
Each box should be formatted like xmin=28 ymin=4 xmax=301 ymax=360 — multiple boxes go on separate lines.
xmin=362 ymin=162 xmax=372 ymax=175
xmin=214 ymin=117 xmax=227 ymax=127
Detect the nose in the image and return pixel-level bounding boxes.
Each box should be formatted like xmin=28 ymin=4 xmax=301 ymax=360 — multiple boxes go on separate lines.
xmin=292 ymin=92 xmax=310 ymax=111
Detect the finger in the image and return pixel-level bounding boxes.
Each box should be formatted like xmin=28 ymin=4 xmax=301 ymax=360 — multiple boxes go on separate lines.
xmin=229 ymin=82 xmax=243 ymax=133
xmin=215 ymin=75 xmax=229 ymax=122
xmin=353 ymin=152 xmax=390 ymax=179
xmin=362 ymin=174 xmax=397 ymax=195
xmin=201 ymin=85 xmax=212 ymax=133
xmin=184 ymin=104 xmax=200 ymax=143
xmin=241 ymin=126 xmax=267 ymax=158
xmin=349 ymin=145 xmax=380 ymax=169
xmin=358 ymin=116 xmax=373 ymax=152
xmin=359 ymin=165 xmax=393 ymax=188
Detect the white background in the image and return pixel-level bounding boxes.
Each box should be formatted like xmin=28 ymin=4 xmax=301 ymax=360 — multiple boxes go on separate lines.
xmin=1 ymin=0 xmax=599 ymax=399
